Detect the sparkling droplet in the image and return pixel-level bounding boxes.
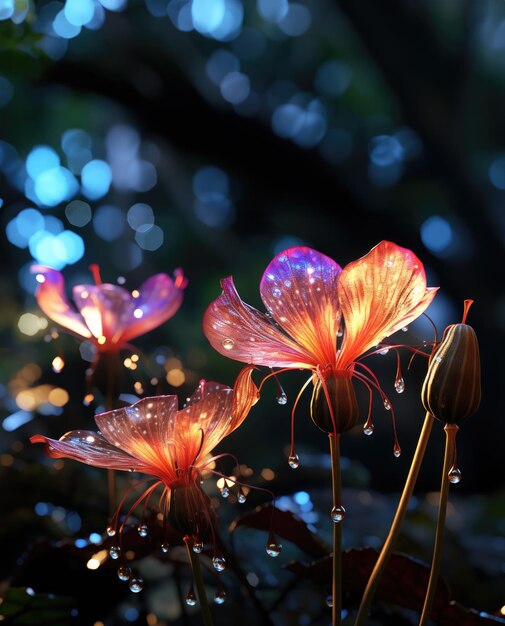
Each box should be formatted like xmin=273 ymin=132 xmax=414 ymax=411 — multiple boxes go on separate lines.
xmin=363 ymin=423 xmax=374 ymax=436
xmin=212 ymin=556 xmax=226 ymax=572
xmin=237 ymin=493 xmax=246 ymax=504
xmin=288 ymin=454 xmax=299 ymax=469
xmin=117 ymin=565 xmax=132 ymax=581
xmin=393 ymin=444 xmax=402 ymax=458
xmin=337 ymin=329 xmax=343 ymax=338
xmin=401 ymin=326 xmax=408 ymax=332
xmin=161 ymin=543 xmax=170 ymax=553
xmin=106 ymin=525 xmax=116 ymax=537
xmin=386 ymin=260 xmax=394 ymax=267
xmin=222 ymin=338 xmax=235 ymax=351
xmin=214 ymin=590 xmax=226 ymax=605
xmin=51 ymin=356 xmax=65 ymax=373
xmin=192 ymin=541 xmax=203 ymax=554
xmin=137 ymin=524 xmax=148 ymax=538
xmin=129 ymin=577 xmax=144 ymax=593
xmin=394 ymin=377 xmax=405 ymax=394
xmin=186 ymin=592 xmax=197 ymax=606
xmin=109 ymin=545 xmax=121 ymax=560
xmin=276 ymin=392 xmax=288 ymax=405
xmin=220 ymin=487 xmax=230 ymax=498
xmin=331 ymin=505 xmax=346 ymax=523
xmin=272 ymin=287 xmax=282 ymax=298
xmin=266 ymin=542 xmax=282 ymax=557
xmin=326 ymin=595 xmax=333 ymax=608
xmin=383 ymin=398 xmax=391 ymax=411
xmin=448 ymin=466 xmax=462 ymax=484
xmin=435 ymin=356 xmax=442 ymax=363
xmin=128 ymin=468 xmax=136 ymax=473
xmin=379 ymin=347 xmax=389 ymax=355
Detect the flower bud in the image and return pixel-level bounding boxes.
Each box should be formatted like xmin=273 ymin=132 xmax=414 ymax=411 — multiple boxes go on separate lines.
xmin=310 ymin=374 xmax=360 ymax=434
xmin=168 ymin=479 xmax=212 ymax=539
xmin=421 ymin=323 xmax=481 ymax=424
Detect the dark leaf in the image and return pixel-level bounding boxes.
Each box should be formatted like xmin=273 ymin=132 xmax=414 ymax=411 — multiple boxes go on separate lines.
xmin=0 ymin=587 xmax=75 ymax=625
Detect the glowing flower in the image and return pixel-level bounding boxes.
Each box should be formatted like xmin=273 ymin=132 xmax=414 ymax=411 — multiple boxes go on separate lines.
xmin=32 ymin=264 xmax=187 ymax=352
xmin=203 ymin=242 xmax=437 ymax=451
xmin=31 ymin=368 xmax=258 ymax=565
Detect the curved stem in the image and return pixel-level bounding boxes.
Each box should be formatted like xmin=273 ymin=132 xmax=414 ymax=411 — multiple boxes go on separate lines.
xmin=184 ymin=537 xmax=214 ymax=626
xmin=354 ymin=412 xmax=435 ymax=626
xmin=329 ymin=433 xmax=342 ymax=626
xmin=419 ymin=423 xmax=458 ymax=625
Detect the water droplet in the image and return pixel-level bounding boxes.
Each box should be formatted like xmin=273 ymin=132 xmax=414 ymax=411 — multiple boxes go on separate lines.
xmin=288 ymin=454 xmax=299 ymax=469
xmin=383 ymin=398 xmax=391 ymax=410
xmin=435 ymin=356 xmax=442 ymax=363
xmin=272 ymin=287 xmax=282 ymax=298
xmin=363 ymin=423 xmax=374 ymax=436
xmin=192 ymin=541 xmax=203 ymax=554
xmin=237 ymin=493 xmax=246 ymax=504
xmin=394 ymin=377 xmax=405 ymax=394
xmin=161 ymin=543 xmax=170 ymax=553
xmin=401 ymin=326 xmax=408 ymax=332
xmin=326 ymin=595 xmax=333 ymax=608
xmin=222 ymin=338 xmax=235 ymax=351
xmin=378 ymin=347 xmax=389 ymax=356
xmin=220 ymin=487 xmax=230 ymax=498
xmin=448 ymin=466 xmax=462 ymax=484
xmin=276 ymin=392 xmax=288 ymax=405
xmin=393 ymin=444 xmax=401 ymax=458
xmin=284 ymin=279 xmax=291 ymax=287
xmin=137 ymin=524 xmax=148 ymax=538
xmin=186 ymin=592 xmax=197 ymax=606
xmin=212 ymin=556 xmax=226 ymax=572
xmin=266 ymin=542 xmax=282 ymax=557
xmin=109 ymin=545 xmax=121 ymax=560
xmin=106 ymin=525 xmax=116 ymax=537
xmin=214 ymin=589 xmax=226 ymax=605
xmin=386 ymin=260 xmax=394 ymax=267
xmin=128 ymin=468 xmax=136 ymax=473
xmin=117 ymin=565 xmax=132 ymax=581
xmin=337 ymin=329 xmax=343 ymax=337
xmin=129 ymin=577 xmax=144 ymax=593
xmin=331 ymin=505 xmax=346 ymax=523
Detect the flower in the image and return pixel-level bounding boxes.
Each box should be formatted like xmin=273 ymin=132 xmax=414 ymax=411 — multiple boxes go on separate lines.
xmin=203 ymin=242 xmax=437 ymax=444
xmin=32 ymin=264 xmax=187 ymax=352
xmin=31 ymin=367 xmax=258 ymax=561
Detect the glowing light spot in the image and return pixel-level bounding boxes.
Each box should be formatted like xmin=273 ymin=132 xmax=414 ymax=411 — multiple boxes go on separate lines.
xmin=131 ymin=290 xmax=140 ymax=298
xmin=166 ymin=369 xmax=185 ymax=387
xmin=97 ymin=335 xmax=106 ymax=345
xmin=133 ymin=308 xmax=143 ymax=319
xmin=26 ymin=146 xmax=60 ymax=179
xmin=52 ymin=356 xmax=65 ymax=373
xmin=53 ymin=10 xmax=82 ymax=39
xmin=36 ymin=274 xmax=45 ymax=283
xmin=2 ymin=410 xmax=33 ymax=432
xmin=48 ymin=387 xmax=69 ymax=407
xmin=205 ymin=49 xmax=240 ymax=85
xmin=65 ymin=200 xmax=92 ymax=227
xmin=18 ymin=313 xmax=44 ymax=336
xmin=260 ymin=468 xmax=275 ymax=481
xmin=135 ymin=224 xmax=164 ymax=251
xmin=220 ymin=71 xmax=250 ymax=104
xmin=421 ymin=215 xmax=453 ymax=254
xmin=81 ymin=160 xmax=112 ymax=200
xmin=278 ymin=3 xmax=311 ymax=37
xmin=127 ymin=203 xmax=154 ymax=231
xmin=64 ymin=0 xmax=95 ymax=26
xmin=314 ymin=60 xmax=352 ymax=97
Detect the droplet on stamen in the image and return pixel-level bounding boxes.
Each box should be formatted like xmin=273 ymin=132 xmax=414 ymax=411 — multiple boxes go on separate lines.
xmin=383 ymin=398 xmax=391 ymax=410
xmin=326 ymin=595 xmax=333 ymax=608
xmin=212 ymin=556 xmax=226 ymax=572
xmin=192 ymin=541 xmax=203 ymax=554
xmin=237 ymin=493 xmax=247 ymax=504
xmin=288 ymin=454 xmax=299 ymax=469
xmin=379 ymin=347 xmax=389 ymax=356
xmin=265 ymin=542 xmax=282 ymax=557
xmin=276 ymin=392 xmax=288 ymax=405
xmin=220 ymin=487 xmax=230 ymax=498
xmin=117 ymin=565 xmax=132 ymax=581
xmin=214 ymin=589 xmax=226 ymax=605
xmin=137 ymin=524 xmax=148 ymax=538
xmin=395 ymin=377 xmax=405 ymax=394
xmin=106 ymin=525 xmax=116 ymax=537
xmin=129 ymin=577 xmax=144 ymax=593
xmin=363 ymin=423 xmax=374 ymax=436
xmin=401 ymin=326 xmax=408 ymax=332
xmin=109 ymin=545 xmax=121 ymax=560
xmin=161 ymin=543 xmax=170 ymax=553
xmin=393 ymin=444 xmax=402 ymax=458
xmin=331 ymin=505 xmax=346 ymax=523
xmin=186 ymin=592 xmax=197 ymax=606
xmin=448 ymin=466 xmax=462 ymax=484
xmin=222 ymin=338 xmax=235 ymax=351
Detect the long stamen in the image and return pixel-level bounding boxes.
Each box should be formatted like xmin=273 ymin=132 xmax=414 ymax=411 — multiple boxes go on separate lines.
xmin=190 ymin=429 xmax=205 ymax=468
xmin=289 ymin=375 xmax=313 ymax=468
xmin=257 ymin=368 xmax=295 ymax=393
xmin=184 ymin=536 xmax=214 ymax=626
xmin=89 ymin=264 xmax=102 ymax=285
xmin=461 ymin=299 xmax=474 ymax=324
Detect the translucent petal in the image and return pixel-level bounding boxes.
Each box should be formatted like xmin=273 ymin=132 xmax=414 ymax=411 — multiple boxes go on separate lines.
xmin=31 ymin=265 xmax=92 ymax=339
xmin=230 ymin=365 xmax=259 ymax=432
xmin=260 ymin=247 xmax=342 ymax=368
xmin=203 ymin=276 xmax=315 ymax=368
xmin=337 ymin=241 xmax=438 ymax=367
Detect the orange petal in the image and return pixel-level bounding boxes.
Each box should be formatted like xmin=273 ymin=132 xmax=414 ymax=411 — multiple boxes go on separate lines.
xmin=230 ymin=365 xmax=259 ymax=432
xmin=337 ymin=241 xmax=438 ymax=367
xmin=31 ymin=266 xmax=92 ymax=339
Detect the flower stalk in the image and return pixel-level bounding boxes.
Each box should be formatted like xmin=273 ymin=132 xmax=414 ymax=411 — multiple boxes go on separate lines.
xmin=419 ymin=423 xmax=458 ymax=626
xmin=185 ymin=537 xmax=214 ymax=626
xmin=354 ymin=411 xmax=435 ymax=625
xmin=329 ymin=433 xmax=342 ymax=626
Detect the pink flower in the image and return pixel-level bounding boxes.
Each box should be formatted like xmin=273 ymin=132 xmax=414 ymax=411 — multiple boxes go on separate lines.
xmin=32 ymin=264 xmax=187 ymax=352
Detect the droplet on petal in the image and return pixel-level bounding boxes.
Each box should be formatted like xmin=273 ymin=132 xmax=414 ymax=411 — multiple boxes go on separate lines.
xmin=379 ymin=347 xmax=389 ymax=356
xmin=117 ymin=565 xmax=132 ymax=581
xmin=288 ymin=454 xmax=299 ymax=469
xmin=448 ymin=466 xmax=462 ymax=484
xmin=222 ymin=338 xmax=235 ymax=350
xmin=212 ymin=556 xmax=226 ymax=572
xmin=331 ymin=505 xmax=346 ymax=523
xmin=129 ymin=577 xmax=144 ymax=593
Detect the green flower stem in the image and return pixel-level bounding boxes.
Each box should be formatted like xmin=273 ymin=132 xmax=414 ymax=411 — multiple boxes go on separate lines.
xmin=185 ymin=538 xmax=214 ymax=626
xmin=329 ymin=433 xmax=342 ymax=626
xmin=354 ymin=412 xmax=435 ymax=626
xmin=419 ymin=423 xmax=458 ymax=626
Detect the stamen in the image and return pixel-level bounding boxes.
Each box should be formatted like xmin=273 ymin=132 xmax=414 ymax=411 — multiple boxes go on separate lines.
xmin=289 ymin=375 xmax=313 ymax=469
xmin=190 ymin=429 xmax=205 ymax=468
xmin=462 ymin=299 xmax=474 ymax=325
xmin=89 ymin=264 xmax=102 ymax=285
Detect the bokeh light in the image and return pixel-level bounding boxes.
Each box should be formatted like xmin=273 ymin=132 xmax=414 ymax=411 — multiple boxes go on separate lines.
xmin=421 ymin=215 xmax=453 ymax=254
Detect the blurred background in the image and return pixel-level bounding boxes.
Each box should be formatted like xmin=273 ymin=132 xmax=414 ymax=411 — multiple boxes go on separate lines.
xmin=0 ymin=0 xmax=504 ymax=624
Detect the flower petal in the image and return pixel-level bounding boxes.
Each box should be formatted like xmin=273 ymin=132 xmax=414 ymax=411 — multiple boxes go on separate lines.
xmin=31 ymin=266 xmax=92 ymax=339
xmin=260 ymin=247 xmax=342 ymax=368
xmin=203 ymin=276 xmax=315 ymax=368
xmin=30 ymin=431 xmax=147 ymax=472
xmin=120 ymin=271 xmax=187 ymax=344
xmin=337 ymin=241 xmax=438 ymax=367
xmin=231 ymin=365 xmax=259 ymax=432
xmin=95 ymin=396 xmax=180 ymax=480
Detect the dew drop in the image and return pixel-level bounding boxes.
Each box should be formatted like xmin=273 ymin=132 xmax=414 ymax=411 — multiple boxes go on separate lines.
xmin=386 ymin=260 xmax=394 ymax=267
xmin=161 ymin=543 xmax=170 ymax=553
xmin=109 ymin=545 xmax=121 ymax=560
xmin=448 ymin=466 xmax=462 ymax=484
xmin=212 ymin=556 xmax=226 ymax=572
xmin=220 ymin=487 xmax=230 ymax=498
xmin=383 ymin=398 xmax=391 ymax=411
xmin=272 ymin=287 xmax=282 ymax=298
xmin=276 ymin=392 xmax=288 ymax=405
xmin=394 ymin=377 xmax=405 ymax=394
xmin=288 ymin=454 xmax=299 ymax=469
xmin=186 ymin=592 xmax=197 ymax=606
xmin=129 ymin=577 xmax=144 ymax=593
xmin=331 ymin=505 xmax=346 ymax=523
xmin=378 ymin=347 xmax=389 ymax=356
xmin=363 ymin=423 xmax=374 ymax=436
xmin=237 ymin=493 xmax=247 ymax=504
xmin=192 ymin=541 xmax=203 ymax=554
xmin=222 ymin=338 xmax=235 ymax=351
xmin=401 ymin=326 xmax=408 ymax=332
xmin=326 ymin=595 xmax=333 ymax=608
xmin=106 ymin=525 xmax=116 ymax=537
xmin=435 ymin=356 xmax=442 ymax=363
xmin=128 ymin=468 xmax=136 ymax=473
xmin=214 ymin=590 xmax=226 ymax=605
xmin=393 ymin=444 xmax=401 ymax=458
xmin=117 ymin=565 xmax=132 ymax=581
xmin=266 ymin=542 xmax=282 ymax=557
xmin=284 ymin=279 xmax=291 ymax=287
xmin=337 ymin=329 xmax=343 ymax=337
xmin=137 ymin=524 xmax=148 ymax=538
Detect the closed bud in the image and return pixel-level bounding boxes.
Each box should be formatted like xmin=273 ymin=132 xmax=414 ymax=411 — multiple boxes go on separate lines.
xmin=168 ymin=479 xmax=212 ymax=539
xmin=310 ymin=374 xmax=360 ymax=434
xmin=421 ymin=321 xmax=481 ymax=424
